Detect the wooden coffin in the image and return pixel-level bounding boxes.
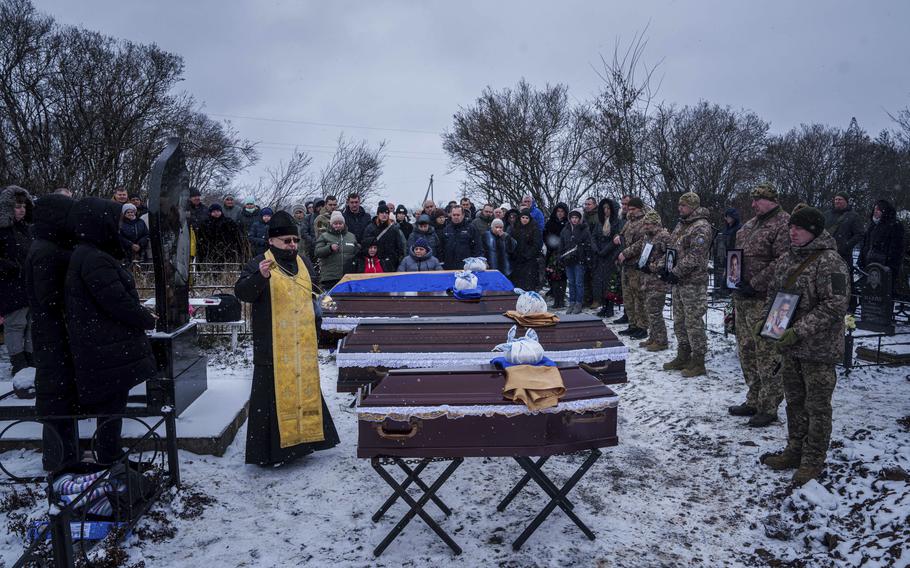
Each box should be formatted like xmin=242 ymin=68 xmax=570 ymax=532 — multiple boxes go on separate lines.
xmin=357 ymin=365 xmax=619 ymax=459
xmin=320 ymin=290 xmax=518 ymax=334
xmin=336 ymin=314 xmax=628 ymax=392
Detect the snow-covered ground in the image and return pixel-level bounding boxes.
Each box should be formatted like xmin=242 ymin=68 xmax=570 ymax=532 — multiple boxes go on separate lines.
xmin=1 ymin=313 xmax=909 ymax=567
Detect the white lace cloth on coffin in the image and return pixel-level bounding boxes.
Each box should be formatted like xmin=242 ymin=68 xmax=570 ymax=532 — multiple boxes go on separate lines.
xmin=336 ymin=345 xmax=628 ymax=368
xmin=357 ymin=395 xmax=619 ymax=422
xmin=321 ymin=316 xmax=404 ymax=332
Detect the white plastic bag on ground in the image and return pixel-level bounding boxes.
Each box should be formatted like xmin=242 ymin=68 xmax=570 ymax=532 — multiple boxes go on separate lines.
xmin=493 ymin=325 xmax=545 ymax=365
xmin=463 ymin=257 xmax=488 ymax=271
xmin=514 ymin=289 xmax=548 ymax=315
xmin=454 ymin=270 xmax=479 ymax=291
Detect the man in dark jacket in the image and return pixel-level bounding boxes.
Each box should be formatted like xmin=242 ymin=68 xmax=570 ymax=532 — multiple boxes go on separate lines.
xmin=0 ymin=185 xmax=34 ymax=375
xmin=65 ymin=197 xmax=157 ymax=464
xmin=859 ymin=199 xmax=905 ymax=287
xmin=187 ymin=188 xmax=208 ymax=231
xmin=395 ymin=205 xmax=413 ymax=240
xmin=198 ymin=204 xmax=245 ymax=264
xmin=248 ymin=207 xmax=273 ymax=257
xmin=361 ymin=204 xmax=405 ymax=272
xmin=442 ymin=206 xmax=483 ymax=270
xmin=342 ymin=193 xmax=371 ymax=243
xmin=824 ymin=193 xmax=864 ymax=268
xmin=221 ymin=195 xmax=243 ymax=222
xmin=238 ymin=198 xmax=261 ymax=234
xmin=24 ymin=193 xmax=79 ymax=470
xmin=407 ymin=214 xmax=439 ymax=253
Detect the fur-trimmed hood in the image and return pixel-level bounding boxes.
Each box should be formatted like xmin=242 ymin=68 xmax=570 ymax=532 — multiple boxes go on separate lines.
xmin=0 ymin=186 xmax=34 ymax=229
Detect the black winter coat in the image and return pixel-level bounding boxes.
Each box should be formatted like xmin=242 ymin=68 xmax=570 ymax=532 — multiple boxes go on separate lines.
xmin=234 ymin=249 xmax=317 ymax=366
xmin=119 ymin=217 xmax=150 ymax=261
xmin=558 ymin=222 xmax=593 ymax=267
xmin=362 ymin=219 xmax=405 ymax=272
xmin=441 ymin=220 xmax=483 ymax=270
xmin=342 ymin=208 xmax=372 ymax=243
xmin=510 ymin=221 xmax=543 ymax=290
xmin=482 ymin=230 xmax=516 ymax=276
xmin=24 ymin=194 xmax=76 ymax=396
xmin=858 ymin=201 xmax=905 ymax=281
xmin=592 ymin=198 xmax=623 ymax=299
xmin=0 ymin=186 xmax=33 ymax=315
xmin=407 ymin=226 xmax=440 ymax=254
xmin=65 ymin=198 xmax=157 ymax=404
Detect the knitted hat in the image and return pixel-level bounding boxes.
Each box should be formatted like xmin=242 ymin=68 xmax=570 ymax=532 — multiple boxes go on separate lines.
xmin=209 ymin=203 xmax=222 ymax=213
xmin=519 ymin=208 xmax=531 ymax=218
xmin=417 ymin=214 xmax=431 ymax=224
xmin=395 ymin=205 xmax=408 ymax=215
xmin=330 ymin=210 xmax=345 ymax=224
xmin=750 ymin=182 xmax=778 ymax=202
xmin=628 ymin=197 xmax=645 ymax=209
xmin=267 ymin=210 xmax=298 ymax=238
xmin=491 ymin=218 xmax=505 ymax=228
xmin=243 ymin=197 xmax=256 ymax=206
xmin=292 ymin=203 xmax=306 ymax=213
xmin=678 ymin=192 xmax=700 ymax=208
xmin=789 ymin=206 xmax=825 ymax=237
xmin=377 ymin=204 xmax=390 ymax=215
xmin=121 ymin=203 xmax=137 ymax=215
xmin=642 ymin=210 xmax=662 ymax=226
xmin=413 ymin=237 xmax=429 ymax=251
xmin=569 ymin=208 xmax=583 ymax=219
xmin=834 ymin=192 xmax=849 ymax=201
xmin=260 ymin=207 xmax=274 ymax=217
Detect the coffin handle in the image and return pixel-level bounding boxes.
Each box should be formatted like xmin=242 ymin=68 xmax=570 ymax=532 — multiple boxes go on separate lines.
xmin=368 ymin=366 xmax=389 ymax=380
xmin=579 ymin=362 xmax=611 ymax=375
xmin=376 ymin=421 xmax=420 ymax=440
xmin=562 ymin=412 xmax=608 ymax=425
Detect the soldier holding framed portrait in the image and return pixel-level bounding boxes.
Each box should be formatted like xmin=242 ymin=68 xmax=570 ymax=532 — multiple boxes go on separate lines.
xmin=758 ymin=206 xmax=849 ymax=485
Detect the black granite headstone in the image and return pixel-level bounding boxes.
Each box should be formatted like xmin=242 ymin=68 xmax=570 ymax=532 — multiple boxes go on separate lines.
xmin=148 ymin=137 xmax=191 ymax=333
xmin=146 ymin=138 xmax=207 ymax=415
xmin=858 ymin=263 xmax=895 ymax=335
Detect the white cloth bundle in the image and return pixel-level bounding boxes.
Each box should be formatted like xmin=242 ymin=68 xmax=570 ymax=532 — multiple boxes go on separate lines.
xmin=493 ymin=325 xmax=545 ymax=365
xmin=514 ymin=289 xmax=548 ymax=315
xmin=454 ymin=270 xmax=479 ymax=291
xmin=463 ymin=257 xmax=488 ymax=271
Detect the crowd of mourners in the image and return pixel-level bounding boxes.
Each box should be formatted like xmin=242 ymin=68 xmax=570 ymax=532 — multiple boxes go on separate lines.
xmin=0 ymin=181 xmax=907 ymax=484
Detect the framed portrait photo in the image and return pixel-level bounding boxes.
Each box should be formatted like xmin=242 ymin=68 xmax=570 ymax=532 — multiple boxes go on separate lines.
xmin=725 ymin=249 xmax=743 ymax=289
xmin=760 ymin=290 xmax=801 ymax=340
xmin=665 ymin=248 xmax=677 ymax=273
xmin=638 ymin=242 xmax=654 ymax=269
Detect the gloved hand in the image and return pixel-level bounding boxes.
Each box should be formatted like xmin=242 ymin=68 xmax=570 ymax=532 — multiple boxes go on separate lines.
xmin=774 ymin=328 xmax=799 ymax=349
xmin=736 ymin=281 xmax=757 ymax=297
xmin=752 ymin=320 xmax=764 ymax=338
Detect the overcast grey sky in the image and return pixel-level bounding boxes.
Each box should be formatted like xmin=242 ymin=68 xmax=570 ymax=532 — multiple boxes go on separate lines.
xmin=37 ymin=0 xmax=910 ymax=208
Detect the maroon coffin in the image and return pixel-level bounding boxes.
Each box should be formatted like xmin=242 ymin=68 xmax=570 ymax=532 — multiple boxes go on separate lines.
xmin=357 ymin=365 xmax=619 ymax=459
xmin=336 ymin=314 xmax=627 ymax=392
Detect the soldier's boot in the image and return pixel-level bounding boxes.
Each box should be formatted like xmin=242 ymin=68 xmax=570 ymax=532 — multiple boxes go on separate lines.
xmin=629 ymin=328 xmax=648 ymax=340
xmin=792 ymin=464 xmax=824 ymax=485
xmin=613 ymin=313 xmax=629 ymax=324
xmin=646 ymin=342 xmax=669 ymax=352
xmin=728 ymin=403 xmax=757 ymax=417
xmin=663 ymin=350 xmax=691 ymax=371
xmin=638 ymin=338 xmax=653 ymax=348
xmin=760 ymin=450 xmax=802 ymax=471
xmin=680 ymin=354 xmax=707 ymax=377
xmin=747 ymin=412 xmax=778 ymax=428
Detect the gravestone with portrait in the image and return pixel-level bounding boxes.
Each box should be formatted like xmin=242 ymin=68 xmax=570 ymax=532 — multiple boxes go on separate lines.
xmin=858 ymin=263 xmax=895 ymax=335
xmin=147 ymin=137 xmax=208 ymax=415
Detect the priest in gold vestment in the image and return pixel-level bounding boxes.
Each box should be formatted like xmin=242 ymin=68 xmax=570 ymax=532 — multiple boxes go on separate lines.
xmin=235 ymin=211 xmax=339 ymax=466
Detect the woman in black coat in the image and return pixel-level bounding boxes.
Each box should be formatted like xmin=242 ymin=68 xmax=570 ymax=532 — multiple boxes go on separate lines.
xmin=544 ymin=203 xmax=569 ymax=308
xmin=65 ymin=197 xmax=157 ymax=464
xmin=591 ymin=198 xmax=623 ymax=317
xmin=361 ymin=206 xmax=405 ymax=272
xmin=0 ymin=185 xmax=34 ymax=374
xmin=858 ymin=199 xmax=905 ymax=287
xmin=24 ymin=193 xmax=79 ymax=470
xmin=510 ymin=208 xmax=544 ymax=291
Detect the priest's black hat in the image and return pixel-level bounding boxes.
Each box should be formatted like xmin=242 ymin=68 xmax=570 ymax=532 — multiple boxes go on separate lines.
xmin=267 ymin=210 xmax=298 ymax=238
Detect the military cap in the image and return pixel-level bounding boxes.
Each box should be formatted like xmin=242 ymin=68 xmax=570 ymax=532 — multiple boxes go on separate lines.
xmin=642 ymin=210 xmax=662 ymax=226
xmin=789 ymin=206 xmax=825 ymax=237
xmin=678 ymin=192 xmax=700 ymax=208
xmin=750 ymin=182 xmax=778 ymax=202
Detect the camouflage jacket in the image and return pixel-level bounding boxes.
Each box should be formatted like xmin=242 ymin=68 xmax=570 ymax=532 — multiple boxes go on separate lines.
xmin=668 ymin=207 xmax=713 ymax=281
xmin=618 ymin=209 xmax=648 ymax=265
xmin=735 ymin=205 xmax=790 ymax=295
xmin=763 ymin=232 xmax=849 ymax=363
xmin=643 ymin=228 xmax=671 ymax=292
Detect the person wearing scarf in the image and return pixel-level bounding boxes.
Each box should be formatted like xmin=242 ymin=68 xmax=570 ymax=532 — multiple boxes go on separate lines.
xmin=544 ymin=203 xmax=569 ymax=309
xmin=235 ymin=210 xmax=339 ymax=467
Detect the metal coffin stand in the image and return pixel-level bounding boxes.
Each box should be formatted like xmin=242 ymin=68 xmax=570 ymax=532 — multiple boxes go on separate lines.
xmin=337 ymin=313 xmax=628 ymax=392
xmin=358 ymin=366 xmax=618 ymax=556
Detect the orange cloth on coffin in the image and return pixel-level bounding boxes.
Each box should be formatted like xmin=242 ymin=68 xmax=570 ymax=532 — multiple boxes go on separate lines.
xmin=502 ymin=365 xmax=566 ymax=411
xmin=502 ymin=310 xmax=560 ymax=328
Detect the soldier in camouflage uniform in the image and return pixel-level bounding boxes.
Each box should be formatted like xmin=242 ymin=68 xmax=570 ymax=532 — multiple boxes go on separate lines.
xmin=615 ymin=197 xmax=649 ymax=340
xmin=661 ymin=192 xmax=713 ymax=377
xmin=729 ymin=183 xmax=791 ymax=427
xmin=620 ymin=210 xmax=671 ymax=350
xmin=758 ymin=207 xmax=849 ymax=485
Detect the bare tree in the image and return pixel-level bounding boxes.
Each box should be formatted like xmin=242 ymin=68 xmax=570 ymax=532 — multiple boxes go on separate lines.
xmin=175 ymin=111 xmax=259 ymax=195
xmin=591 ymin=28 xmax=662 ymax=202
xmin=318 ymin=134 xmax=387 ymax=205
xmin=762 ymin=123 xmax=842 ymax=209
xmin=243 ymin=148 xmax=314 ymax=211
xmin=442 ymin=79 xmax=608 ymax=210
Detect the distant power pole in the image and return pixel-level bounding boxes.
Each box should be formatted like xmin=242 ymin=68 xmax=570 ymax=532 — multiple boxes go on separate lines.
xmin=422 ymin=174 xmax=434 ymax=204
